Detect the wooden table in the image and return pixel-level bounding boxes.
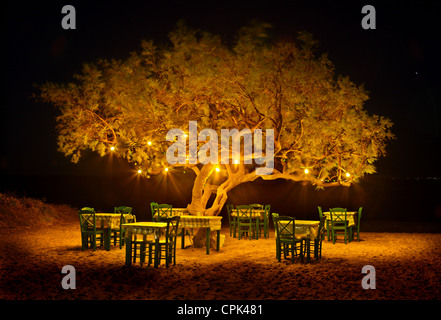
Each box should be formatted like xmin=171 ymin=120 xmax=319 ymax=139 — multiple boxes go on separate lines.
xmin=80 ymin=213 xmax=122 ymax=251
xmin=153 ymin=209 xmax=223 ymax=254
xmin=122 ymin=222 xmax=168 ymax=267
xmin=179 ymin=215 xmax=223 ymax=254
xmin=322 ymin=211 xmax=357 ymax=228
xmin=230 ymin=209 xmax=266 ymax=239
xmin=91 ymin=213 xmax=121 ymax=228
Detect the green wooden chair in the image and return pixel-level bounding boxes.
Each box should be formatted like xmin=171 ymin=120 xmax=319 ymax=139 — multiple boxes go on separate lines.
xmin=150 ymin=202 xmax=158 ymax=220
xmin=329 ymin=207 xmax=350 ymax=244
xmin=303 ymin=216 xmax=325 ymax=261
xmin=112 ymin=206 xmax=136 ymax=249
xmin=318 ymin=206 xmax=331 ymax=241
xmin=352 ymin=207 xmax=363 ymax=241
xmin=236 ymin=205 xmax=257 ymax=240
xmin=154 ymin=204 xmax=173 ymax=222
xmin=226 ymin=204 xmax=237 ymax=237
xmin=258 ymin=204 xmax=271 ymax=239
xmin=273 ymin=215 xmax=303 ymax=263
xmin=78 ymin=207 xmax=108 ymax=251
xmin=146 ymin=216 xmax=180 ymax=268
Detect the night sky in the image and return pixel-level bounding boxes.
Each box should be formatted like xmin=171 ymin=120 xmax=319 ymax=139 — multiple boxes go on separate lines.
xmin=2 ymin=1 xmax=441 ymax=218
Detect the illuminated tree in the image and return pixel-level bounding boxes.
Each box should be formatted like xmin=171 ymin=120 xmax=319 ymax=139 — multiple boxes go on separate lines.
xmin=37 ymin=22 xmax=394 ymax=243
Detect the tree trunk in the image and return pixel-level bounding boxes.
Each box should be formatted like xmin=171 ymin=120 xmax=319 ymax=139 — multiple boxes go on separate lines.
xmin=188 ymin=164 xmax=256 ymax=248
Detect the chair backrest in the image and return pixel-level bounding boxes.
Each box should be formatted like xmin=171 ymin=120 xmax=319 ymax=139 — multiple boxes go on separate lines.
xmin=155 ymin=204 xmax=173 ymax=221
xmin=226 ymin=204 xmax=234 ymax=220
xmin=317 ymin=206 xmax=324 ymax=219
xmin=272 ymin=212 xmax=279 ymax=227
xmin=114 ymin=206 xmax=132 ymax=214
xmin=165 ymin=216 xmax=180 ymax=245
xmin=264 ymin=204 xmax=271 ymax=215
xmin=150 ymin=202 xmax=158 ymax=218
xmin=114 ymin=206 xmax=136 ymax=224
xmin=317 ymin=215 xmax=325 ymax=237
xmin=357 ymin=207 xmax=363 ymax=225
xmin=329 ymin=207 xmax=347 ymax=222
xmin=236 ymin=205 xmax=252 ymax=222
xmin=274 ymin=215 xmax=295 ymax=241
xmin=249 ymin=203 xmax=264 ymax=210
xmin=78 ymin=207 xmax=96 ymax=231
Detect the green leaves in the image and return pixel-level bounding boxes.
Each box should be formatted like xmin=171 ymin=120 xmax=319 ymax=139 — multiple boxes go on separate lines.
xmin=36 ymin=21 xmax=394 ymax=186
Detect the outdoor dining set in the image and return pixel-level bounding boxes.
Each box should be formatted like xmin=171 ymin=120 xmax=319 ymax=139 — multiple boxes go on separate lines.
xmin=78 ymin=203 xmax=363 ymax=267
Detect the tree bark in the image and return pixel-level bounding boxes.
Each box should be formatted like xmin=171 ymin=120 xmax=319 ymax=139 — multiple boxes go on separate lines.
xmin=189 ymin=164 xmax=259 ymax=247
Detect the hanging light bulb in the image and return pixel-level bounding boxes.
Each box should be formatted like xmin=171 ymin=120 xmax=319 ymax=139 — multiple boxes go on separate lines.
xmin=110 ymin=146 xmax=115 ymax=151
xmin=304 ymin=168 xmax=309 ymax=174
xmin=215 ymin=167 xmax=220 ymax=172
xmin=147 ymin=141 xmax=152 ymax=146
xmin=164 ymin=167 xmax=169 ymax=173
xmin=137 ymin=169 xmax=142 ymax=174
xmin=346 ymin=172 xmax=351 ymax=178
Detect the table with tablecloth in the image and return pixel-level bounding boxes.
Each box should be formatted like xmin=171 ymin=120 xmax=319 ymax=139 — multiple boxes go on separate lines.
xmin=79 ymin=213 xmax=122 ymax=250
xmin=122 ymin=222 xmax=168 ymax=267
xmin=178 ymin=215 xmax=222 ymax=254
xmin=91 ymin=213 xmax=122 ymax=229
xmin=322 ymin=211 xmax=357 ymax=228
xmin=153 ymin=210 xmax=223 ymax=254
xmin=230 ymin=208 xmax=267 ymax=239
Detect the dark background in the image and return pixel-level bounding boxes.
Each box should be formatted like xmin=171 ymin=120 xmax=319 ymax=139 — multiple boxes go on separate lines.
xmin=2 ymin=1 xmax=441 ymax=231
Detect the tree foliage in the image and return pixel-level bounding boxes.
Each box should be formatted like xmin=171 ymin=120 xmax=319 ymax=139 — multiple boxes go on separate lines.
xmin=37 ymin=21 xmax=394 ymax=214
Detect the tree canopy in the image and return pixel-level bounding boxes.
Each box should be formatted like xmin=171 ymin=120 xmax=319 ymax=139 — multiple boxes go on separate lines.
xmin=37 ymin=21 xmax=394 ymax=215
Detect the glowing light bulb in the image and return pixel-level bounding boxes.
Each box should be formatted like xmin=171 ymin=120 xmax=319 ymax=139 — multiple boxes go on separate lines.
xmin=346 ymin=172 xmax=350 ymax=178
xmin=215 ymin=167 xmax=220 ymax=172
xmin=304 ymin=169 xmax=309 ymax=174
xmin=110 ymin=146 xmax=115 ymax=151
xmin=147 ymin=141 xmax=152 ymax=146
xmin=137 ymin=169 xmax=142 ymax=174
xmin=164 ymin=167 xmax=169 ymax=172
xmin=234 ymin=159 xmax=239 ymax=164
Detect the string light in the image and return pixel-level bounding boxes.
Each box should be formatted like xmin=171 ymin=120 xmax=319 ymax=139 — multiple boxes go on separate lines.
xmin=346 ymin=172 xmax=351 ymax=178
xmin=164 ymin=167 xmax=169 ymax=173
xmin=147 ymin=141 xmax=152 ymax=146
xmin=304 ymin=168 xmax=309 ymax=174
xmin=215 ymin=167 xmax=220 ymax=172
xmin=110 ymin=146 xmax=115 ymax=151
xmin=137 ymin=169 xmax=142 ymax=174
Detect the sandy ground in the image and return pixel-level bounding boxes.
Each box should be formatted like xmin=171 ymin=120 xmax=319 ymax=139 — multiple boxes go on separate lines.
xmin=1 ymin=222 xmax=440 ymax=300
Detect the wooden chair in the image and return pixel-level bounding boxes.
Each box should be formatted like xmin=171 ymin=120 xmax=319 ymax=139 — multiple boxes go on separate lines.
xmin=112 ymin=206 xmax=136 ymax=249
xmin=303 ymin=216 xmax=325 ymax=261
xmin=318 ymin=206 xmax=331 ymax=241
xmin=329 ymin=207 xmax=350 ymax=244
xmin=226 ymin=204 xmax=237 ymax=237
xmin=273 ymin=215 xmax=303 ymax=263
xmin=352 ymin=207 xmax=363 ymax=241
xmin=154 ymin=204 xmax=173 ymax=222
xmin=236 ymin=205 xmax=257 ymax=240
xmin=258 ymin=204 xmax=271 ymax=239
xmin=78 ymin=207 xmax=108 ymax=251
xmin=150 ymin=202 xmax=158 ymax=220
xmin=146 ymin=216 xmax=180 ymax=267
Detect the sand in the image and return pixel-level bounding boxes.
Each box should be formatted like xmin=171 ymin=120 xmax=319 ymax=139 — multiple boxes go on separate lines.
xmin=1 ymin=221 xmax=440 ymax=301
